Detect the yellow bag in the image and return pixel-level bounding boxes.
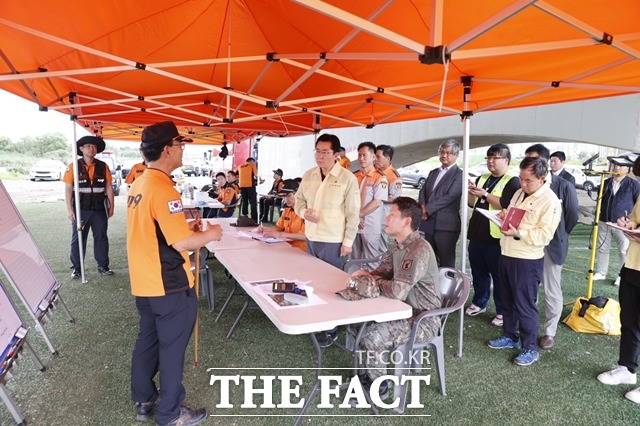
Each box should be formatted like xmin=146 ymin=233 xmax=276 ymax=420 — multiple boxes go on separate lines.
xmin=563 ymin=296 xmax=621 ymax=335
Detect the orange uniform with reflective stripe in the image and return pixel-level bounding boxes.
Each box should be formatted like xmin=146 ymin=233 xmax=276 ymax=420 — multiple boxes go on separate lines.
xmin=63 ymin=160 xmax=113 ymax=185
xmin=275 ymin=207 xmax=306 ymax=251
xmin=126 ymin=168 xmax=194 ymax=297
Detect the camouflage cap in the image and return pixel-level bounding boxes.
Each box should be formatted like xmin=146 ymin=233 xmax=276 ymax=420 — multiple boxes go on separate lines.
xmin=336 ymin=275 xmax=380 ymax=301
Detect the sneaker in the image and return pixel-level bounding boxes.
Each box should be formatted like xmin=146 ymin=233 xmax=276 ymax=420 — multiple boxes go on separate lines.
xmin=614 ymin=276 xmax=621 ymax=286
xmin=315 ymin=329 xmax=338 ymax=348
xmin=71 ymin=269 xmax=81 ymax=279
xmin=592 ymin=272 xmax=606 ymax=280
xmin=597 ymin=366 xmax=637 ymax=385
xmin=465 ymin=304 xmax=487 ymax=316
xmin=159 ymin=405 xmax=207 ymax=426
xmin=97 ymin=266 xmax=115 ymax=276
xmin=625 ymin=387 xmax=640 ymax=404
xmin=514 ymin=349 xmax=540 ymax=366
xmin=490 ymin=315 xmax=503 ymax=327
xmin=487 ymin=336 xmax=520 ymax=350
xmin=136 ymin=393 xmax=159 ymax=422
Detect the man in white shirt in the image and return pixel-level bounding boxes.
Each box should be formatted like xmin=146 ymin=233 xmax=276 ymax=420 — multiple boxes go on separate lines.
xmin=549 ymin=151 xmax=575 ymax=186
xmin=417 ymin=139 xmax=463 ymax=268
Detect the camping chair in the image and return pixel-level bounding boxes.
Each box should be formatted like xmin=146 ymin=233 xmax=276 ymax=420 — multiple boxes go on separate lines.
xmin=189 ymin=248 xmax=215 ymax=312
xmin=391 ymin=267 xmax=470 ymax=413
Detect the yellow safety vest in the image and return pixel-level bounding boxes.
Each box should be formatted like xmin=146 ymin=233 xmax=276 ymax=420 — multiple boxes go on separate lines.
xmin=475 ymin=172 xmax=514 ymax=239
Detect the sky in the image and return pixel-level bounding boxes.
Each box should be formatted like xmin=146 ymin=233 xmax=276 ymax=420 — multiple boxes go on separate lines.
xmin=0 ymin=89 xmax=210 ymax=156
xmin=0 ymin=89 xmax=85 ymax=142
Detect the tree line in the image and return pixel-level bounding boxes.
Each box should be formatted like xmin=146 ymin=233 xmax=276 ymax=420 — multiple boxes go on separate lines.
xmin=0 ymin=133 xmax=71 ymax=163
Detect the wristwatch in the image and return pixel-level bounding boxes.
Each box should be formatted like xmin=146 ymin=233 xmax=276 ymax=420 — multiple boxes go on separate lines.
xmin=481 ymin=192 xmax=488 ymax=202
xmin=514 ymin=232 xmax=521 ymax=241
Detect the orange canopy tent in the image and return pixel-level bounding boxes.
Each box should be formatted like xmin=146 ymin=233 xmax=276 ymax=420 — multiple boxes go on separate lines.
xmin=1 ymin=0 xmax=637 ymax=349
xmin=0 ymin=0 xmax=638 ymax=145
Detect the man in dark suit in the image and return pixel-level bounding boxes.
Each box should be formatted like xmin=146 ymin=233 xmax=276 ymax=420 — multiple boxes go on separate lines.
xmin=525 ymin=144 xmax=579 ymax=350
xmin=550 ymin=151 xmax=576 ymax=186
xmin=418 ymin=139 xmax=463 ymax=267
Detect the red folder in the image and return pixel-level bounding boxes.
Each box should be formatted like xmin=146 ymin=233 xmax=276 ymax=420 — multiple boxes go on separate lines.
xmin=501 ymin=207 xmax=526 ymax=232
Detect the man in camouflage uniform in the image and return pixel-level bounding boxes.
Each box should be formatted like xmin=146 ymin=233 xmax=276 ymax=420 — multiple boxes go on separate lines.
xmin=340 ymin=196 xmax=441 ymax=397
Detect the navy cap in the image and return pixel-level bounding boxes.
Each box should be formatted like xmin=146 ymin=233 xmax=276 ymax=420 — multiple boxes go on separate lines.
xmin=278 ymin=178 xmax=299 ymax=194
xmin=141 ymin=121 xmax=193 ymax=147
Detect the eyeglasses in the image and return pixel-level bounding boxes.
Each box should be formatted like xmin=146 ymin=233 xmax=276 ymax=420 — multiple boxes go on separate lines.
xmin=485 ymin=156 xmax=507 ymax=161
xmin=170 ymin=143 xmax=185 ymax=150
xmin=314 ymin=149 xmax=334 ymax=156
xmin=439 ymin=151 xmax=457 ymax=157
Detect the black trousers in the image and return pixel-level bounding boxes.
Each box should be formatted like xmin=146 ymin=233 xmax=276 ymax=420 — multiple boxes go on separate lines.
xmin=70 ymin=209 xmax=109 ymax=270
xmin=423 ymin=229 xmax=459 ymax=268
xmin=131 ymin=289 xmax=198 ymax=425
xmin=240 ymin=186 xmax=257 ymax=221
xmin=618 ymin=267 xmax=640 ymax=373
xmin=259 ymin=196 xmax=281 ymax=222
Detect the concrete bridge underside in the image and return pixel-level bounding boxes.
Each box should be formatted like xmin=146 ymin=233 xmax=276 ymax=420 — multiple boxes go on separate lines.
xmin=329 ymin=94 xmax=640 ymax=169
xmin=258 ymin=94 xmax=640 ymax=181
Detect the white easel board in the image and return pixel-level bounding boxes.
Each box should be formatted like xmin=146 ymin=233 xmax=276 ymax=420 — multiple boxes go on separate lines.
xmin=0 ymin=180 xmax=57 ymax=314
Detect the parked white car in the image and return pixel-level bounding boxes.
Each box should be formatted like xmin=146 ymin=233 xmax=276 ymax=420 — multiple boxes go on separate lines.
xmin=564 ymin=166 xmax=601 ymax=191
xmin=398 ymin=166 xmax=432 ymax=188
xmin=468 ymin=162 xmax=489 ymax=178
xmin=29 ymin=159 xmax=66 ymax=181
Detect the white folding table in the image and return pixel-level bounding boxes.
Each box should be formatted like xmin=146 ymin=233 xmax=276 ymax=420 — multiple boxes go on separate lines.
xmin=213 ymin=246 xmax=412 ymax=424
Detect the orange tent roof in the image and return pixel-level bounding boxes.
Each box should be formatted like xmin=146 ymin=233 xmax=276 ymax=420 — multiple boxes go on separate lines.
xmin=0 ymin=0 xmax=638 ymax=144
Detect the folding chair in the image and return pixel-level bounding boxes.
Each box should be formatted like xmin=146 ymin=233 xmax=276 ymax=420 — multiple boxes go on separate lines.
xmin=391 ymin=267 xmax=470 ymax=413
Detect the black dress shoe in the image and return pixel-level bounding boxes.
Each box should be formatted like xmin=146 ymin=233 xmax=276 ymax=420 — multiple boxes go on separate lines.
xmin=136 ymin=393 xmax=159 ymax=422
xmin=97 ymin=266 xmax=115 ymax=276
xmin=158 ymin=405 xmax=207 ymax=426
xmin=315 ymin=329 xmax=338 ymax=348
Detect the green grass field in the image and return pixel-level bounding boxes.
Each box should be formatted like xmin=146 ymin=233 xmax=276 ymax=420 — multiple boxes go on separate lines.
xmin=1 ymin=194 xmax=639 ymax=425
